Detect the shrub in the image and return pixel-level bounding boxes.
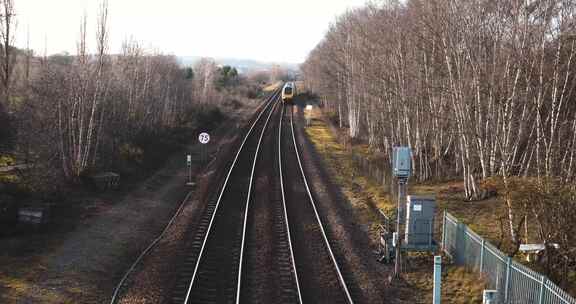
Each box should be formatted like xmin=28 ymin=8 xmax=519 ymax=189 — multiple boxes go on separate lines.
xmin=0 ymin=111 xmax=14 ymax=150
xmin=0 ymin=155 xmax=15 ymax=166
xmin=0 ymin=155 xmax=19 ymax=188
xmin=196 ymin=105 xmax=225 ymax=131
xmin=119 ymin=143 xmax=144 ymax=165
xmin=222 ymin=98 xmax=242 ymax=110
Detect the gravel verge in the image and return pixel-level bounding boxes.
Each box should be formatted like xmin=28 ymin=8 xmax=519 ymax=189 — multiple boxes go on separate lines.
xmin=292 ymin=102 xmax=390 ymax=304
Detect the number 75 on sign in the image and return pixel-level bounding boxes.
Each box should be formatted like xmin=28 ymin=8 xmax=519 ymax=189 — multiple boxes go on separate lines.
xmin=199 ymin=132 xmax=210 ymax=144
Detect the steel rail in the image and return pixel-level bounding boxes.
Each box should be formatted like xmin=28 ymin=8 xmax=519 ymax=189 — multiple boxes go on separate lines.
xmin=183 ymin=89 xmax=280 ymax=304
xmin=109 ymin=89 xmax=280 ymax=304
xmin=277 ymin=105 xmax=304 ymax=304
xmin=111 ymin=92 xmax=278 ymax=304
xmin=288 ymin=108 xmax=354 ymax=304
xmin=235 ymin=97 xmax=281 ymax=303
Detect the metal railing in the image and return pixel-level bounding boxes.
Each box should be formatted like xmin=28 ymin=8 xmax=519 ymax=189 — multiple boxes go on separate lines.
xmin=442 ymin=211 xmax=576 ymax=304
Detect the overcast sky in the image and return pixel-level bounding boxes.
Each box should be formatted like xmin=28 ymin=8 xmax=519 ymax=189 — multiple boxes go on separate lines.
xmin=14 ymin=0 xmax=367 ymax=64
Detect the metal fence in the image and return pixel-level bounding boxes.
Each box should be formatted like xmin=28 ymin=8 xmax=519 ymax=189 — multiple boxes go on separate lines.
xmin=442 ymin=211 xmax=576 ymax=304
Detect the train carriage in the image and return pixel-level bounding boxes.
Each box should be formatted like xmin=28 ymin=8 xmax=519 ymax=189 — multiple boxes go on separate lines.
xmin=281 ymin=82 xmax=296 ymax=104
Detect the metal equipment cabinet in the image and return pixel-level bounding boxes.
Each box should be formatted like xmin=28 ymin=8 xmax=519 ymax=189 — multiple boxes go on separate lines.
xmin=404 ymin=195 xmax=436 ymax=248
xmin=392 ymin=146 xmax=412 ymax=178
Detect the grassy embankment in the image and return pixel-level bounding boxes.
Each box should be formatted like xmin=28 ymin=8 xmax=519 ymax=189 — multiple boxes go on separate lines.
xmin=303 ymin=105 xmax=487 ymax=303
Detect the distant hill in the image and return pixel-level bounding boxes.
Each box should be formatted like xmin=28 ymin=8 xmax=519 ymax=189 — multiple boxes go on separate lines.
xmin=178 ymin=56 xmax=299 ymax=73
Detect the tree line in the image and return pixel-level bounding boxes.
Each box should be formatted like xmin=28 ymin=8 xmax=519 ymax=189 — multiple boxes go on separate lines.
xmin=0 ymin=0 xmax=252 ymax=192
xmin=301 ymin=0 xmax=576 ymax=283
xmin=303 ymin=0 xmax=576 ymax=194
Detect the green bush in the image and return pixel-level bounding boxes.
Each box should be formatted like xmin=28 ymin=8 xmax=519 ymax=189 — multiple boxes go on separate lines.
xmin=0 ymin=155 xmax=19 ymax=185
xmin=119 ymin=143 xmax=144 ymax=165
xmin=0 ymin=173 xmax=19 ymax=184
xmin=0 ymin=155 xmax=15 ymax=166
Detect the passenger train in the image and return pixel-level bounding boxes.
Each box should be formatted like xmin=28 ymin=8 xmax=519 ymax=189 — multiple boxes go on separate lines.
xmin=281 ymin=82 xmax=296 ymax=104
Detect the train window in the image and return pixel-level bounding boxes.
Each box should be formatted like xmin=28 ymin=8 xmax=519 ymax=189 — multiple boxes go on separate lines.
xmin=284 ymin=87 xmax=293 ymax=95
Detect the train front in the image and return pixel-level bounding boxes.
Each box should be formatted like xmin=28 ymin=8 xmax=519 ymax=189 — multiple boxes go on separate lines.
xmin=281 ymin=83 xmax=294 ymax=104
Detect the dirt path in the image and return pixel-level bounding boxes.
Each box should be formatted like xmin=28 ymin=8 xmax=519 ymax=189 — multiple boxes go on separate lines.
xmin=0 ymin=101 xmax=261 ymax=304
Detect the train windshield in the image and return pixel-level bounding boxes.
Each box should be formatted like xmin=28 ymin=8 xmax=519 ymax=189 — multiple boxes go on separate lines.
xmin=284 ymin=87 xmax=293 ymax=95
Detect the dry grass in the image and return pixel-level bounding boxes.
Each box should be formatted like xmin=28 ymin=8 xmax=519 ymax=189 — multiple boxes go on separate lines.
xmin=0 ymin=155 xmax=19 ymax=183
xmin=441 ymin=267 xmax=487 ymax=303
xmin=401 ymin=260 xmax=486 ymax=304
xmin=303 ymin=106 xmax=490 ymax=302
xmin=304 ymin=111 xmax=394 ymax=242
xmin=0 ymin=255 xmax=88 ymax=303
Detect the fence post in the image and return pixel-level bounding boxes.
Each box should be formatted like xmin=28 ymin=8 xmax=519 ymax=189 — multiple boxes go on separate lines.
xmin=538 ymin=275 xmax=546 ymax=304
xmin=504 ymin=257 xmax=512 ymax=303
xmin=479 ymin=239 xmax=485 ymax=274
xmin=433 ymin=256 xmax=442 ymax=304
xmin=441 ymin=210 xmax=447 ymax=252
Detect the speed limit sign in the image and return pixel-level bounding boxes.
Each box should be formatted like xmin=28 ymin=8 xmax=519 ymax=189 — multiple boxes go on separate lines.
xmin=198 ymin=132 xmax=210 ymax=144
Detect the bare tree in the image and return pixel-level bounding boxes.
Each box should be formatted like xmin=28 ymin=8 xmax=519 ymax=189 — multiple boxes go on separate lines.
xmin=302 ymin=0 xmax=576 ymax=258
xmin=193 ymin=58 xmax=218 ymax=104
xmin=0 ymin=0 xmax=15 ymax=102
xmin=51 ymin=1 xmax=111 ymax=180
xmin=0 ymin=0 xmax=15 ymax=145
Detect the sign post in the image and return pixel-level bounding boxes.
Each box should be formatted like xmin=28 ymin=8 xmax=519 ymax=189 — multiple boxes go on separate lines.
xmin=186 ymin=154 xmax=193 ymax=186
xmin=392 ymin=146 xmax=412 ymax=278
xmin=305 ymin=104 xmax=313 ymax=127
xmin=198 ymin=132 xmax=210 ymax=163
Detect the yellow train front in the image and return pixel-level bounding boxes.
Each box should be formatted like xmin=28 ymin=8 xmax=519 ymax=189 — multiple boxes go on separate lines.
xmin=281 ymin=82 xmax=296 ymax=104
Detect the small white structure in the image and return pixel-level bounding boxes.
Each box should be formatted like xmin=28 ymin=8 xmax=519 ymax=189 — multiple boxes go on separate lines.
xmin=483 ymin=290 xmax=497 ymax=304
xmin=519 ymin=243 xmax=560 ymax=262
xmin=18 ymin=207 xmax=50 ymax=224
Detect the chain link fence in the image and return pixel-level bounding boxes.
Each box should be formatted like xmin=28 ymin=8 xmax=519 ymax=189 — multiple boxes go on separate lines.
xmin=442 ymin=211 xmax=576 ymax=304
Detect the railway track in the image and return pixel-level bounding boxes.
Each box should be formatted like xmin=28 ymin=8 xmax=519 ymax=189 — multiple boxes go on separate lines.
xmin=171 ymin=89 xmax=353 ymax=304
xmin=169 ymin=90 xmax=280 ymax=304
xmin=280 ymin=106 xmax=354 ymax=304
xmin=239 ymin=104 xmax=302 ymax=303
